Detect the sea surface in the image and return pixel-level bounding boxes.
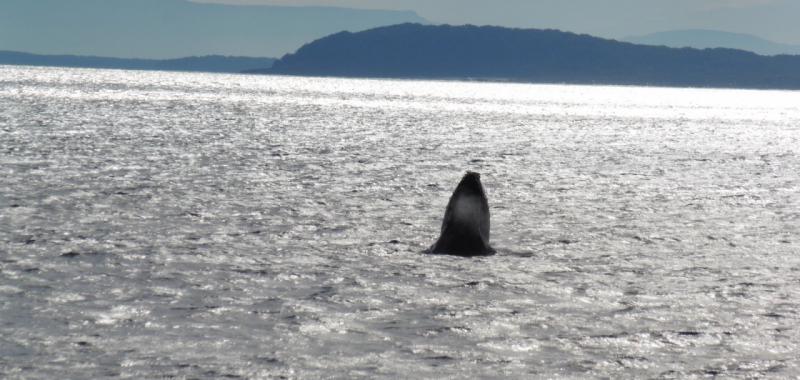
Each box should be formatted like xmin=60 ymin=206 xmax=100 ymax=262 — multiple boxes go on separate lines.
xmin=1 ymin=65 xmax=799 ymax=379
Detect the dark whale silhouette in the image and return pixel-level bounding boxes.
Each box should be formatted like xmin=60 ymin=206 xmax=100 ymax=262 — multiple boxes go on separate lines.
xmin=426 ymin=171 xmax=495 ymax=256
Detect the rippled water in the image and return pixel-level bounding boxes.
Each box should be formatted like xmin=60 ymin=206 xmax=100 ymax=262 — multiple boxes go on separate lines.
xmin=1 ymin=65 xmax=799 ymax=379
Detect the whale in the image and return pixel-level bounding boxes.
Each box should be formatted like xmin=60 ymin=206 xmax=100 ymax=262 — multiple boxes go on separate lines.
xmin=426 ymin=171 xmax=495 ymax=256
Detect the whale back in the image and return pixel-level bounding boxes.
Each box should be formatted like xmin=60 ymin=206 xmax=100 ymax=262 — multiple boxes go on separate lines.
xmin=427 ymin=172 xmax=494 ymax=256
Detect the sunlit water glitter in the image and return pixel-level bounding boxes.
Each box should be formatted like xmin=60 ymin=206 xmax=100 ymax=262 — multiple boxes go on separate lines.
xmin=1 ymin=65 xmax=799 ymax=379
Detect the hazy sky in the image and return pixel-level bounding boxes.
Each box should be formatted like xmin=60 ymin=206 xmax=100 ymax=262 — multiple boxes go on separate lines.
xmin=194 ymin=0 xmax=800 ymax=44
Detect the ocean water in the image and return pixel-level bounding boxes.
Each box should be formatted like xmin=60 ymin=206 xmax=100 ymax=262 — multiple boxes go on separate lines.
xmin=1 ymin=65 xmax=799 ymax=379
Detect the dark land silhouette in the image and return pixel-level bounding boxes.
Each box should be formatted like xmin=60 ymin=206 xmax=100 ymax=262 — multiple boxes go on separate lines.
xmin=267 ymin=23 xmax=800 ymax=90
xmin=0 ymin=51 xmax=275 ymax=73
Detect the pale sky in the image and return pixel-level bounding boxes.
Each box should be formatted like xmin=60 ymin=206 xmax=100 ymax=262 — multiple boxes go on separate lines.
xmin=3 ymin=0 xmax=797 ymax=58
xmin=193 ymin=0 xmax=800 ymax=44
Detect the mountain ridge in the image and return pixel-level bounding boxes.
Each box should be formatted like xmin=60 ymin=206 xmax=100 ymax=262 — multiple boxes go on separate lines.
xmin=266 ymin=23 xmax=800 ymax=90
xmin=624 ymin=29 xmax=800 ymax=56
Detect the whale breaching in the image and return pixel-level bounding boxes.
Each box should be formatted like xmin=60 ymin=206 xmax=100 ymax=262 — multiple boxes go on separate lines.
xmin=426 ymin=171 xmax=495 ymax=256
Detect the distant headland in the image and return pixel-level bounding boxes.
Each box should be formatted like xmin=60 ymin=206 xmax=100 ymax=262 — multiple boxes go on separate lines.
xmin=264 ymin=23 xmax=800 ymax=90
xmin=0 ymin=51 xmax=275 ymax=74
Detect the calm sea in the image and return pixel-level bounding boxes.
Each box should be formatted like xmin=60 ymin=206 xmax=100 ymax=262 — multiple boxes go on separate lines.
xmin=1 ymin=65 xmax=799 ymax=378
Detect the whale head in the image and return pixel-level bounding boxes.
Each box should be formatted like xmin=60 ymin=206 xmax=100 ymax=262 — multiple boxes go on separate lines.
xmin=426 ymin=171 xmax=495 ymax=256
